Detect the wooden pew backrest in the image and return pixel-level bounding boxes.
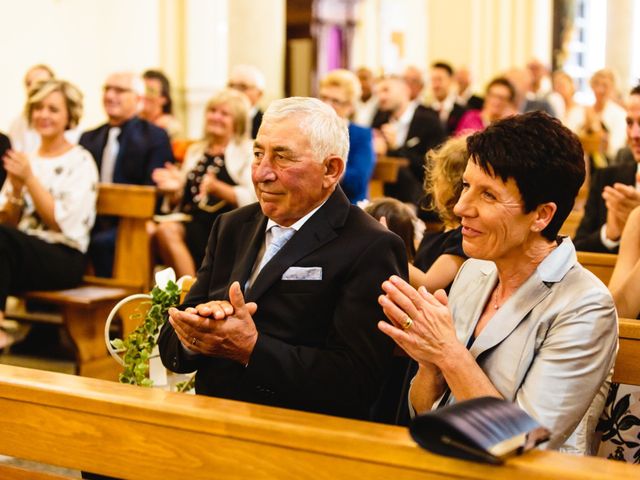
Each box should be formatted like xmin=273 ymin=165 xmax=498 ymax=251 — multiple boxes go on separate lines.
xmin=90 ymin=183 xmax=157 ymax=291
xmin=614 ymin=318 xmax=640 ymax=386
xmin=577 ymin=250 xmax=617 ymax=286
xmin=0 ymin=364 xmax=638 ymax=480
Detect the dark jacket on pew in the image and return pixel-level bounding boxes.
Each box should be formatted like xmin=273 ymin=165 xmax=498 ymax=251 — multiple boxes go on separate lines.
xmin=574 ymin=163 xmax=637 ymax=253
xmin=159 ymin=187 xmax=408 ymax=420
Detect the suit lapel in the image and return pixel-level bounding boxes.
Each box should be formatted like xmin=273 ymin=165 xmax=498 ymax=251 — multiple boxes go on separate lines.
xmin=246 ymin=188 xmax=348 ymax=302
xmin=94 ymin=125 xmax=110 ymax=170
xmin=469 ymin=271 xmax=552 ymax=358
xmin=230 ymin=210 xmax=268 ymax=294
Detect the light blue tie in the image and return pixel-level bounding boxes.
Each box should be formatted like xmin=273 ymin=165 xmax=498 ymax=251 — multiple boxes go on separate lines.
xmin=256 ymin=225 xmax=295 ymax=274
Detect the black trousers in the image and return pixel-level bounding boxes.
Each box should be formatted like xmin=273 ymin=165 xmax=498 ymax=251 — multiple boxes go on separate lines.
xmin=0 ymin=224 xmax=86 ymax=310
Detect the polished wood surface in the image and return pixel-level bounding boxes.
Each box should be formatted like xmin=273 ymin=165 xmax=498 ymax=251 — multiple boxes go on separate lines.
xmin=576 ymin=250 xmax=617 ymax=285
xmin=369 ymin=156 xmax=409 ymax=199
xmin=0 ymin=365 xmax=637 ymax=480
xmin=99 ymin=183 xmax=157 ymax=292
xmin=0 ymin=464 xmax=72 ymax=480
xmin=559 ymin=210 xmax=584 ymax=238
xmin=614 ymin=318 xmax=640 ymax=386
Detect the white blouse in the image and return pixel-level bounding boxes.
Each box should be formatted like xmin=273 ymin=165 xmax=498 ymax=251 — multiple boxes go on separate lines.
xmin=0 ymin=145 xmax=99 ymax=252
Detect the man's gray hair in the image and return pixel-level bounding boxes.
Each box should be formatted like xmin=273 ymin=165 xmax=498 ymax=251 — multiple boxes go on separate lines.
xmin=230 ymin=64 xmax=266 ymax=91
xmin=263 ymin=97 xmax=350 ymax=162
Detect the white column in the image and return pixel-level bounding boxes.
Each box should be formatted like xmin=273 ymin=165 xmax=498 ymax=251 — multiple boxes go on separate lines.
xmin=182 ymin=0 xmax=229 ymax=139
xmin=606 ymin=0 xmax=634 ymax=95
xmin=227 ymin=0 xmax=286 ymax=105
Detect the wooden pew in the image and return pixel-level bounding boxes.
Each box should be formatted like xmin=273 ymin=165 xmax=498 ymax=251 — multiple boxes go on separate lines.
xmin=613 ymin=318 xmax=640 ymax=386
xmin=576 ymin=251 xmax=617 ymax=285
xmin=0 ymin=365 xmax=637 ymax=480
xmin=369 ymin=156 xmax=409 ymax=199
xmin=559 ymin=210 xmax=584 ymax=238
xmin=6 ymin=184 xmax=156 ymax=380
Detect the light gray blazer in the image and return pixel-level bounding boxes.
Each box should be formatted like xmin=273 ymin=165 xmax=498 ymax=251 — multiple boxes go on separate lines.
xmin=445 ymin=237 xmax=617 ymax=454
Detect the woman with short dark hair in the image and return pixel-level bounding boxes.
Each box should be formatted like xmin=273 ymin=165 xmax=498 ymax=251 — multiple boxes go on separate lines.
xmin=378 ymin=112 xmax=617 ymax=454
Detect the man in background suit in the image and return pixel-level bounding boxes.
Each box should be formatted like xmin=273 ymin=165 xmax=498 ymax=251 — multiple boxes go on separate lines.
xmin=80 ymin=71 xmax=174 ymax=276
xmin=574 ymin=84 xmax=640 ymax=253
xmin=428 ymin=62 xmax=467 ymax=135
xmin=372 ymin=76 xmax=445 ymax=207
xmin=159 ymin=97 xmax=407 ymax=420
xmin=228 ymin=64 xmax=265 ymax=139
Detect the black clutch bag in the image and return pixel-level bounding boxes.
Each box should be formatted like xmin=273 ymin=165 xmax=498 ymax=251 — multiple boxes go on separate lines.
xmin=409 ymin=396 xmax=551 ymax=464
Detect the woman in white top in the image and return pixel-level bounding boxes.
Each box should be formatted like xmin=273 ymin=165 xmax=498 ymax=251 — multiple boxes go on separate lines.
xmin=152 ymin=88 xmax=256 ymax=277
xmin=551 ymin=70 xmax=586 ymax=134
xmin=0 ymin=79 xmax=98 ymax=349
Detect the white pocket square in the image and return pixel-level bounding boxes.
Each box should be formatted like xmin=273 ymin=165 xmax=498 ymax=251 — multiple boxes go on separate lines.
xmin=406 ymin=136 xmax=420 ymax=148
xmin=282 ymin=266 xmax=323 ymax=280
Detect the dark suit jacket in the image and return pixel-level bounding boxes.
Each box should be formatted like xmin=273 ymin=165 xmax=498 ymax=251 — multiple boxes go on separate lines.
xmin=372 ymin=105 xmax=445 ymax=204
xmin=79 ymin=116 xmax=174 ymax=185
xmin=444 ymin=103 xmax=468 ymax=136
xmin=0 ymin=132 xmax=10 ymax=189
xmin=574 ymin=163 xmax=637 ymax=253
xmin=251 ymin=110 xmax=263 ymax=139
xmin=466 ymin=94 xmax=484 ymax=110
xmin=159 ymin=187 xmax=408 ymax=419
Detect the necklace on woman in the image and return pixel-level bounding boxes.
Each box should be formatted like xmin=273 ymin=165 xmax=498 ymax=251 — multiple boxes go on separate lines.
xmin=492 ymin=283 xmax=501 ymax=310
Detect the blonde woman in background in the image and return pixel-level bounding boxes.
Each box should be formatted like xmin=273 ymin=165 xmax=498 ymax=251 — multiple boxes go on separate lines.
xmin=551 ymin=70 xmax=585 ymax=133
xmin=410 ymin=135 xmax=469 ymax=292
xmin=586 ymin=69 xmax=627 ymax=160
xmin=152 ymin=89 xmax=256 ymax=277
xmin=0 ymin=79 xmax=98 ymax=349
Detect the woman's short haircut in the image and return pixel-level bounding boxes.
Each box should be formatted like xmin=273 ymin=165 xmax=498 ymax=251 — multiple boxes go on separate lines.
xmin=365 ymin=197 xmax=417 ymax=261
xmin=262 ymin=97 xmax=349 ymax=163
xmin=485 ymin=76 xmax=516 ymax=103
xmin=26 ymin=79 xmax=83 ymax=129
xmin=466 ymin=111 xmax=585 ymax=241
xmin=143 ymin=69 xmax=173 ymax=114
xmin=424 ymin=135 xmax=469 ymax=229
xmin=204 ymin=88 xmax=251 ymax=143
xmin=320 ymin=69 xmax=362 ymax=107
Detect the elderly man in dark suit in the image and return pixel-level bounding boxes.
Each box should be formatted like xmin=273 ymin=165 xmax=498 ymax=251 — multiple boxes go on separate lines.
xmin=574 ymin=84 xmax=640 ymax=253
xmin=372 ymin=76 xmax=445 ymax=208
xmin=79 ymin=71 xmax=174 ymax=275
xmin=159 ymin=97 xmax=407 ymax=420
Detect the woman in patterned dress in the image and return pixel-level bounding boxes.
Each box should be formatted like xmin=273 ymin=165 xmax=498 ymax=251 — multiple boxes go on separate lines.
xmin=152 ymin=89 xmax=256 ymax=277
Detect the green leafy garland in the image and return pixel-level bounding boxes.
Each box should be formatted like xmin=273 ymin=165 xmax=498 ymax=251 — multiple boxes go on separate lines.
xmin=110 ymin=280 xmax=182 ymax=387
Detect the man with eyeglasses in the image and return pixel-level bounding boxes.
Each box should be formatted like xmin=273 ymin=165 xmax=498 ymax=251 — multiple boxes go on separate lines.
xmin=228 ymin=64 xmax=265 ymax=139
xmin=79 ymin=71 xmax=174 ymax=276
xmin=575 ymin=83 xmax=640 ymax=253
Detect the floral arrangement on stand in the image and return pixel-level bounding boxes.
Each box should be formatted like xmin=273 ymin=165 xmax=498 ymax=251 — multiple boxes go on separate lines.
xmin=105 ymin=268 xmax=195 ymax=392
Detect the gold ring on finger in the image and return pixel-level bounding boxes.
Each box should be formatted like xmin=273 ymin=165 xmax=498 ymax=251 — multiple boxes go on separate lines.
xmin=402 ymin=316 xmax=413 ymax=331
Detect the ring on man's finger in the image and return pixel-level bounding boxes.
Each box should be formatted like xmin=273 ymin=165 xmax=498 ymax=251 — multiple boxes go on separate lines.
xmin=191 ymin=337 xmax=198 ymax=346
xmin=402 ymin=316 xmax=413 ymax=331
